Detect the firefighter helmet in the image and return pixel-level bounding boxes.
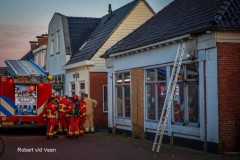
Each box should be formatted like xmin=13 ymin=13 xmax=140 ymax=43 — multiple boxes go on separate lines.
xmin=72 ymin=95 xmax=78 ymax=101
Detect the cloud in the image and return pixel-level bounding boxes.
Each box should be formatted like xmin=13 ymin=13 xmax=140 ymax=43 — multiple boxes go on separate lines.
xmin=0 ymin=24 xmax=47 ymax=66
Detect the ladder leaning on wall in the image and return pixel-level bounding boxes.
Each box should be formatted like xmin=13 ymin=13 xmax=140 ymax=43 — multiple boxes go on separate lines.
xmin=152 ymin=41 xmax=186 ymax=153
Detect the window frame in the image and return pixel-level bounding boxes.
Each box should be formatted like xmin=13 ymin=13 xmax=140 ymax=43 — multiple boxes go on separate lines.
xmin=115 ymin=71 xmax=131 ymax=118
xmin=145 ymin=67 xmax=167 ymax=121
xmin=103 ymin=85 xmax=108 ymax=113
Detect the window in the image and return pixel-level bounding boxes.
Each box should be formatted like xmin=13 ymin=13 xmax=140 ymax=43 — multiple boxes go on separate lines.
xmin=41 ymin=51 xmax=45 ymax=67
xmin=115 ymin=72 xmax=131 ymax=118
xmin=172 ymin=63 xmax=199 ymax=125
xmin=70 ymin=83 xmax=75 ymax=96
xmin=34 ymin=54 xmax=38 ymax=64
xmin=79 ymin=81 xmax=85 ymax=96
xmin=56 ymin=30 xmax=60 ymax=53
xmin=103 ymin=85 xmax=108 ymax=112
xmin=146 ymin=67 xmax=167 ymax=121
xmin=51 ymin=33 xmax=54 ymax=55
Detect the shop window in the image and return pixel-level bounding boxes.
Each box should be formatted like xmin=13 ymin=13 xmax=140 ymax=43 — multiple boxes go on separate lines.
xmin=172 ymin=63 xmax=199 ymax=125
xmin=146 ymin=67 xmax=166 ymax=121
xmin=115 ymin=72 xmax=131 ymax=118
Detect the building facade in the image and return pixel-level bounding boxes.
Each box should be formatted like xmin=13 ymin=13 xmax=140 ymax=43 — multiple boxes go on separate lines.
xmin=33 ymin=34 xmax=48 ymax=68
xmin=45 ymin=13 xmax=99 ymax=95
xmin=64 ymin=0 xmax=155 ymax=129
xmin=102 ymin=0 xmax=240 ymax=153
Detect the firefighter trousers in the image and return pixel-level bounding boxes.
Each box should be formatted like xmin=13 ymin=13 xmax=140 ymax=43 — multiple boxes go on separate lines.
xmin=68 ymin=117 xmax=80 ymax=137
xmin=58 ymin=113 xmax=68 ymax=133
xmin=47 ymin=118 xmax=57 ymax=138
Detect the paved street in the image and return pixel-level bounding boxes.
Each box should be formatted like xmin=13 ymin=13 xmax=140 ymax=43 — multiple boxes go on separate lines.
xmin=0 ymin=130 xmax=239 ymax=160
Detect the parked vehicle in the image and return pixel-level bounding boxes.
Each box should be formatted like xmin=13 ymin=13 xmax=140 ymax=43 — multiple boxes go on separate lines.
xmin=0 ymin=60 xmax=52 ymax=127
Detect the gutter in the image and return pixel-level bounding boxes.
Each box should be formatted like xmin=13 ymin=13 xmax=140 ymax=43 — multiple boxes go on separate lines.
xmin=63 ymin=60 xmax=95 ymax=70
xmin=108 ymin=34 xmax=192 ymax=58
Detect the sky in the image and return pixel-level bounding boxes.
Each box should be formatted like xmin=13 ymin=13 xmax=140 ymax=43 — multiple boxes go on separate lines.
xmin=0 ymin=0 xmax=173 ymax=67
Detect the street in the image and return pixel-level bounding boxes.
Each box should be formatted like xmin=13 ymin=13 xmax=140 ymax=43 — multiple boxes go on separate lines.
xmin=0 ymin=129 xmax=239 ymax=160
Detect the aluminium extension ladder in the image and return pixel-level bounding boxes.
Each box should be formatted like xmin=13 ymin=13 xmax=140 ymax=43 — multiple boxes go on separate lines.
xmin=152 ymin=42 xmax=186 ymax=152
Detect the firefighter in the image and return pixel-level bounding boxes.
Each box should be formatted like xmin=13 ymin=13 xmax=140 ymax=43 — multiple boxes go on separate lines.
xmin=66 ymin=95 xmax=85 ymax=139
xmin=45 ymin=96 xmax=57 ymax=140
xmin=83 ymin=93 xmax=97 ymax=133
xmin=58 ymin=97 xmax=68 ymax=135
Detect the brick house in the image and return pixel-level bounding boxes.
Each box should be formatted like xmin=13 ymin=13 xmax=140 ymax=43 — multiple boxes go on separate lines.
xmin=101 ymin=0 xmax=240 ymax=153
xmin=64 ymin=0 xmax=154 ymax=129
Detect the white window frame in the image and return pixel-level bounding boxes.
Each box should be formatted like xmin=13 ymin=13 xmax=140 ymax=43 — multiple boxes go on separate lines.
xmin=79 ymin=81 xmax=85 ymax=97
xmin=56 ymin=30 xmax=60 ymax=53
xmin=50 ymin=33 xmax=54 ymax=55
xmin=103 ymin=85 xmax=108 ymax=113
xmin=70 ymin=82 xmax=75 ymax=97
xmin=115 ymin=71 xmax=131 ymax=118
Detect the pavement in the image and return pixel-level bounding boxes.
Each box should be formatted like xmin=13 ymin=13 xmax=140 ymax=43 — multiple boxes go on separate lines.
xmin=0 ymin=132 xmax=239 ymax=160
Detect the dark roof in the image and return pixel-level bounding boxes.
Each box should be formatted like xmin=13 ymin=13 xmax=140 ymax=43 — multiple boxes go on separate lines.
xmin=102 ymin=0 xmax=240 ymax=57
xmin=67 ymin=17 xmax=100 ymax=55
xmin=21 ymin=50 xmax=34 ymax=60
xmin=0 ymin=67 xmax=7 ymax=75
xmin=66 ymin=0 xmax=140 ymax=65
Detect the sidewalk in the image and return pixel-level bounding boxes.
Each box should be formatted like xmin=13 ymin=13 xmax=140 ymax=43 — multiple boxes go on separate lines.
xmin=1 ymin=132 xmax=239 ymax=160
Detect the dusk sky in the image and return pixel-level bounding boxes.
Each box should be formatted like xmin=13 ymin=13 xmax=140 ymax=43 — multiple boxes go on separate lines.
xmin=0 ymin=0 xmax=173 ymax=67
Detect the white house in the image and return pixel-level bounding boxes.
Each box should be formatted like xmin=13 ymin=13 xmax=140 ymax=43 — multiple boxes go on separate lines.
xmin=102 ymin=0 xmax=240 ymax=153
xmin=63 ymin=0 xmax=155 ymax=129
xmin=32 ymin=34 xmax=48 ymax=68
xmin=45 ymin=13 xmax=99 ymax=95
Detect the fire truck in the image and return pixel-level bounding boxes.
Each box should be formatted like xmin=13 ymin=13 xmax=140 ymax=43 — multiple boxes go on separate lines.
xmin=0 ymin=60 xmax=52 ymax=127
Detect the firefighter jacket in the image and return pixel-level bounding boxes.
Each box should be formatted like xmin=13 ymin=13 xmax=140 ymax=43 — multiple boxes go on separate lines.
xmin=67 ymin=100 xmax=86 ymax=118
xmin=84 ymin=98 xmax=97 ymax=115
xmin=58 ymin=98 xmax=68 ymax=115
xmin=46 ymin=101 xmax=57 ymax=119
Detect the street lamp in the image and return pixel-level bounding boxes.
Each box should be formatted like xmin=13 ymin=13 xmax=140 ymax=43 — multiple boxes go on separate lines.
xmin=73 ymin=72 xmax=79 ymax=81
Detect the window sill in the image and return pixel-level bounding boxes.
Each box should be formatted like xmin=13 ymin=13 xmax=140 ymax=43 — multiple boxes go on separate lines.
xmin=50 ymin=54 xmax=54 ymax=57
xmin=56 ymin=52 xmax=60 ymax=54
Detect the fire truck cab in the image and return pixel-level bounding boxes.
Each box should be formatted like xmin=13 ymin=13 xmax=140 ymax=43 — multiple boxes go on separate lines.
xmin=0 ymin=60 xmax=52 ymax=127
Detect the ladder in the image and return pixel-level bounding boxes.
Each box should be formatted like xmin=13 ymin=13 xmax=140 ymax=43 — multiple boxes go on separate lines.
xmin=152 ymin=42 xmax=186 ymax=152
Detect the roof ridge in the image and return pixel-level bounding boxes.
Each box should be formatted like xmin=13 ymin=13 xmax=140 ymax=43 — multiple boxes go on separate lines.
xmin=100 ymin=0 xmax=138 ymax=19
xmin=67 ymin=16 xmax=100 ymax=19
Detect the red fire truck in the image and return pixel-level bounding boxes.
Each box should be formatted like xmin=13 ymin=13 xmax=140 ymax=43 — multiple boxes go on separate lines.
xmin=0 ymin=60 xmax=52 ymax=127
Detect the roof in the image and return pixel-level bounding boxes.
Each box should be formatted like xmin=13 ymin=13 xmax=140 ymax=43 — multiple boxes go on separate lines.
xmin=102 ymin=0 xmax=240 ymax=57
xmin=0 ymin=67 xmax=7 ymax=75
xmin=5 ymin=60 xmax=47 ymax=77
xmin=21 ymin=50 xmax=34 ymax=61
xmin=67 ymin=17 xmax=100 ymax=55
xmin=66 ymin=0 xmax=141 ymax=65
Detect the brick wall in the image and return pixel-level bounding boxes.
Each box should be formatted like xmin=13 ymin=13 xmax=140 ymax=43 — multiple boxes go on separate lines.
xmin=90 ymin=72 xmax=108 ymax=129
xmin=217 ymin=42 xmax=240 ymax=152
xmin=37 ymin=36 xmax=48 ymax=46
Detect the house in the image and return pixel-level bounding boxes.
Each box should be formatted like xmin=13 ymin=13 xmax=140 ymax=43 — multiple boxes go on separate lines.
xmin=0 ymin=67 xmax=7 ymax=76
xmin=45 ymin=13 xmax=100 ymax=95
xmin=32 ymin=34 xmax=48 ymax=68
xmin=63 ymin=0 xmax=154 ymax=129
xmin=21 ymin=41 xmax=38 ymax=61
xmin=101 ymin=0 xmax=240 ymax=153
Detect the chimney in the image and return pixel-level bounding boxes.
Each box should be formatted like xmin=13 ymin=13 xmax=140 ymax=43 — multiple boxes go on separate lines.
xmin=108 ymin=4 xmax=112 ymax=19
xmin=29 ymin=41 xmax=38 ymax=50
xmin=37 ymin=34 xmax=48 ymax=46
